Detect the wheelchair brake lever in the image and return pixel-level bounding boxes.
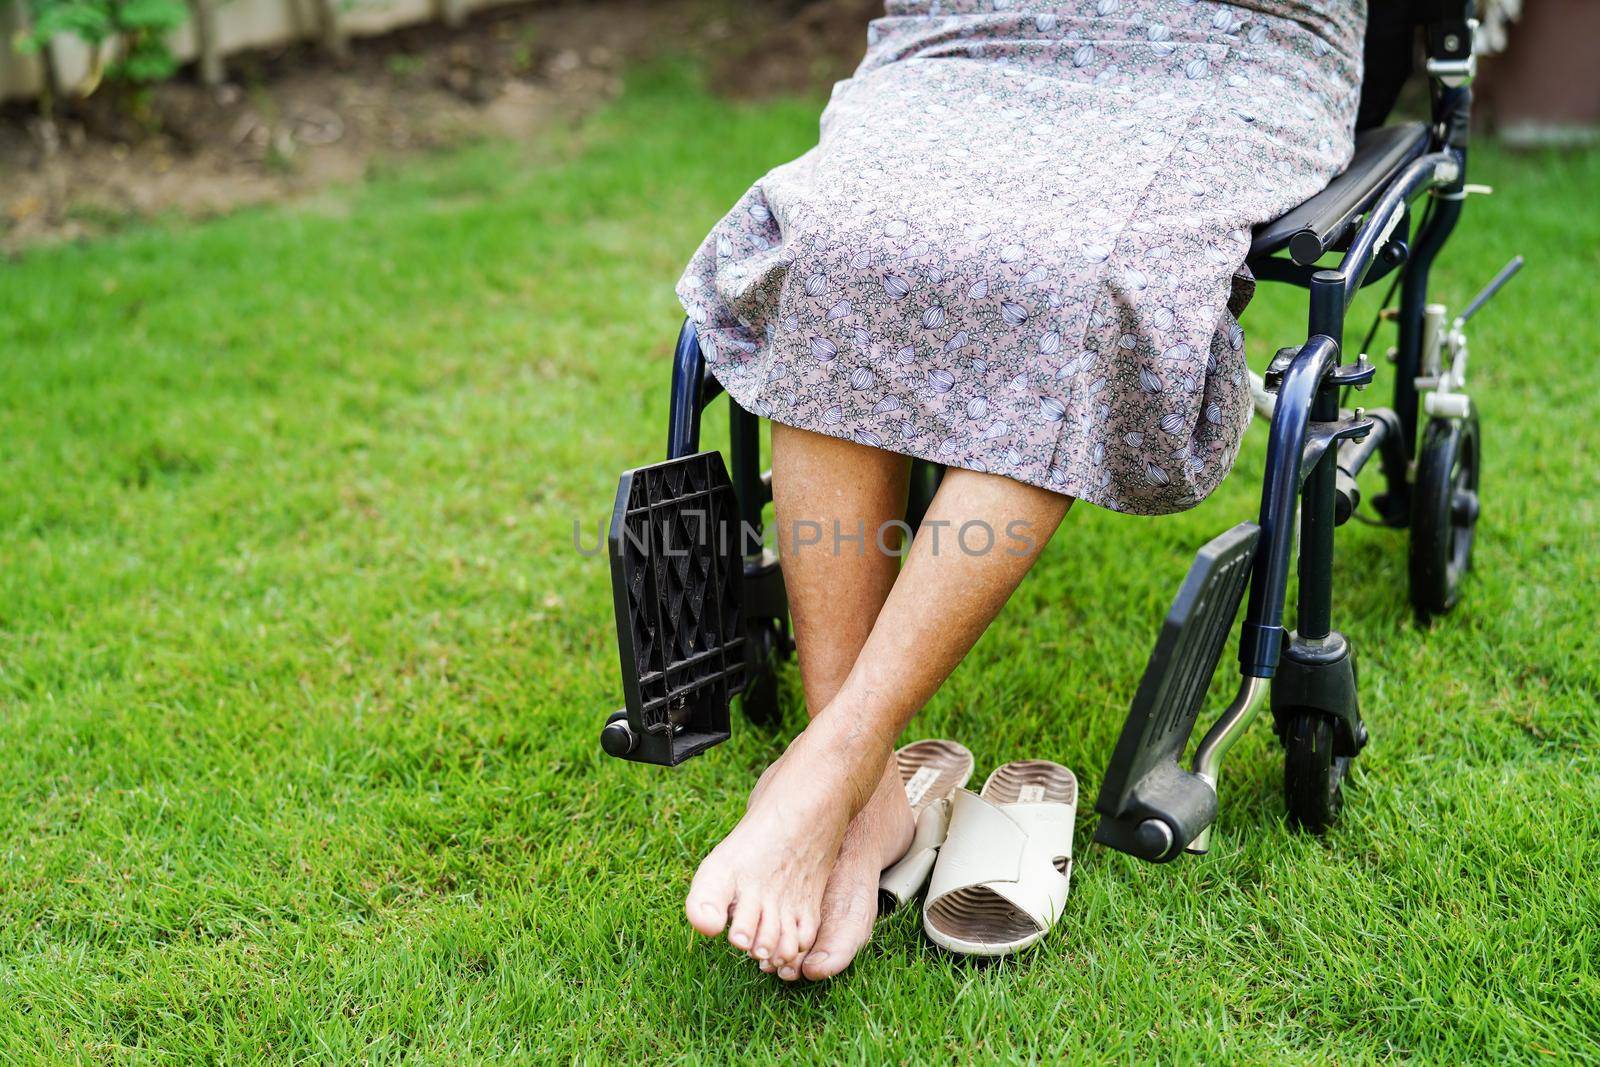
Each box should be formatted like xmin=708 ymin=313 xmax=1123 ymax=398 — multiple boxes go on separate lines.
xmin=1417 ymin=256 xmax=1523 ymax=422
xmin=1456 ymin=255 xmax=1524 ymax=328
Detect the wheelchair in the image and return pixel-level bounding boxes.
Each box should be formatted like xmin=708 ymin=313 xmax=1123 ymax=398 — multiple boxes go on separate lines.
xmin=597 ymin=1 xmax=1521 ymax=860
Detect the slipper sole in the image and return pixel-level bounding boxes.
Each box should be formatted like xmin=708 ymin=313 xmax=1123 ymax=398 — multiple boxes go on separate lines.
xmin=894 ymin=739 xmax=975 ymax=820
xmin=924 ymin=759 xmax=1077 ymax=953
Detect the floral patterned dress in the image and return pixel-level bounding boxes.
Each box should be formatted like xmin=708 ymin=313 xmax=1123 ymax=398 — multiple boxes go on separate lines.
xmin=676 ymin=0 xmax=1365 ymax=515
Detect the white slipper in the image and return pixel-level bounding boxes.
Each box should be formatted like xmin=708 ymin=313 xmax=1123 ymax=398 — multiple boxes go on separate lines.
xmin=877 ymin=739 xmax=974 ymax=912
xmin=922 ymin=760 xmax=1077 ymax=957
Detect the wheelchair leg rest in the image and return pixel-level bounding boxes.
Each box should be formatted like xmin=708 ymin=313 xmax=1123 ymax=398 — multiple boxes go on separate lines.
xmin=602 ymin=451 xmax=746 ymax=766
xmin=1093 ymin=523 xmax=1260 ymax=863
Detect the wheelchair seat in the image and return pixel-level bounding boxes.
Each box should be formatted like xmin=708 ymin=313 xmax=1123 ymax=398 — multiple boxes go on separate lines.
xmin=1250 ymin=121 xmax=1433 ymax=267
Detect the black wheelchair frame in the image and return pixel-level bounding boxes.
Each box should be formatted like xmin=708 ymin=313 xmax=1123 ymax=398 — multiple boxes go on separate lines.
xmin=599 ymin=1 xmax=1521 ymax=860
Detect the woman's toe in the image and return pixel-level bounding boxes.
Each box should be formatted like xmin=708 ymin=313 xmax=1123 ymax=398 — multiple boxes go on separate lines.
xmin=750 ymin=902 xmax=784 ymax=961
xmin=685 ymin=862 xmax=737 ymax=938
xmin=727 ymin=892 xmax=762 ymax=952
xmin=772 ymin=916 xmax=802 ymax=969
xmin=801 ymin=882 xmax=876 ymax=981
xmin=795 ymin=912 xmax=820 ymax=957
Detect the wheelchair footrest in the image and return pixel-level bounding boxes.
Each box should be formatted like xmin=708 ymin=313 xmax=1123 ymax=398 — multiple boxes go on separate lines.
xmin=1094 ymin=522 xmax=1260 ymax=861
xmin=603 ymin=451 xmax=745 ymax=766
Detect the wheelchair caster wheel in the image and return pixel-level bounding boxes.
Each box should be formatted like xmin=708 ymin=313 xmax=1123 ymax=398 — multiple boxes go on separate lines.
xmin=1283 ymin=712 xmax=1349 ymax=834
xmin=739 ymin=618 xmax=788 ymax=728
xmin=1410 ymin=412 xmax=1481 ymax=620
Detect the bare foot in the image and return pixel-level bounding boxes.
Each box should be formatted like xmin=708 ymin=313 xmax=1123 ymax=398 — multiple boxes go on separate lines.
xmin=684 ymin=716 xmax=885 ymax=970
xmin=791 ymin=762 xmax=914 ymax=981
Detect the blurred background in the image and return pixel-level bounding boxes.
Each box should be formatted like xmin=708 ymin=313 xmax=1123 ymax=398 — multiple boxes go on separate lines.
xmin=3 ymin=0 xmax=1598 ymax=252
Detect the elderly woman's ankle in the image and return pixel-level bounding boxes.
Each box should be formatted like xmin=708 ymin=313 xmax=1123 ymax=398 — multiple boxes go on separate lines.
xmin=797 ymin=708 xmax=898 ymax=798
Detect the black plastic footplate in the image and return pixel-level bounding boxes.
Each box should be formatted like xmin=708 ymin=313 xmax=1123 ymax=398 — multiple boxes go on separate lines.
xmin=1094 ymin=522 xmax=1260 ymax=862
xmin=601 ymin=452 xmax=746 ymax=766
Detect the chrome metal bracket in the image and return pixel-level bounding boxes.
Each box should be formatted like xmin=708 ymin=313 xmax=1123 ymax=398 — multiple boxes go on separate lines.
xmin=1185 ymin=675 xmax=1270 ymax=855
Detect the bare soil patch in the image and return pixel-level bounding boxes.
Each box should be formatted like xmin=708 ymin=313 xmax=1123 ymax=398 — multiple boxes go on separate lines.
xmin=1 ymin=0 xmax=781 ymax=253
xmin=709 ymin=0 xmax=875 ymax=100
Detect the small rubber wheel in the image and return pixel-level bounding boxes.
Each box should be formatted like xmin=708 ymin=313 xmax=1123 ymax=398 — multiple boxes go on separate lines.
xmin=738 ymin=618 xmax=788 ymax=727
xmin=1410 ymin=412 xmax=1481 ymax=620
xmin=1283 ymin=712 xmax=1349 ymax=834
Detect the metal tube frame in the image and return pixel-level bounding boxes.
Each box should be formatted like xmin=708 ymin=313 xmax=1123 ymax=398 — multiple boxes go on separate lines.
xmin=1186 ymin=674 xmax=1270 ymax=854
xmin=1197 ymin=80 xmax=1473 ymax=844
xmin=666 ymin=320 xmax=707 ymax=461
xmin=667 ymin=321 xmax=770 ymax=562
xmin=1237 ymin=87 xmax=1469 ymax=680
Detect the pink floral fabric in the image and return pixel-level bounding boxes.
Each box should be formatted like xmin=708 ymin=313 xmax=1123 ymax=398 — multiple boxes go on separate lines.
xmin=677 ymin=0 xmax=1365 ymax=514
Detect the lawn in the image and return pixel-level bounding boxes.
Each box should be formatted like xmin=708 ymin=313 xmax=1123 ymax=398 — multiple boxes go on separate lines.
xmin=2 ymin=63 xmax=1598 ymax=1063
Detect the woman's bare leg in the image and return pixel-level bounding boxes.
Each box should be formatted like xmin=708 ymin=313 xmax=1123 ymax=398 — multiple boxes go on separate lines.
xmin=798 ymin=467 xmax=1072 ymax=977
xmin=774 ymin=423 xmax=908 ymax=722
xmin=687 ymin=423 xmax=911 ymax=979
xmin=685 ymin=460 xmax=1072 ymax=978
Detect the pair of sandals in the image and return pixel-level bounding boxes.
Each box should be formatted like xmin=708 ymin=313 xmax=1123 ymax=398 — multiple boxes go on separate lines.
xmin=877 ymin=739 xmax=1077 ymax=957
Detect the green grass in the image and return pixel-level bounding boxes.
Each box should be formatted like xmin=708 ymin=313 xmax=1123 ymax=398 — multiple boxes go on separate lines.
xmin=2 ymin=63 xmax=1597 ymax=1063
